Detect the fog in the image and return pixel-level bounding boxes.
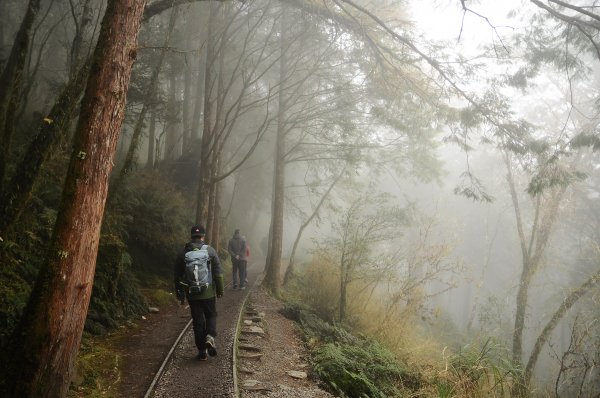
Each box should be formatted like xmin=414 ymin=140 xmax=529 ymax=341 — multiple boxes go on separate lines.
xmin=1 ymin=0 xmax=599 ymax=395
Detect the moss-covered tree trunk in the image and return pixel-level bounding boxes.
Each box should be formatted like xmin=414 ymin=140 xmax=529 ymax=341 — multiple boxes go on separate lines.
xmin=7 ymin=1 xmax=145 ymax=396
xmin=0 ymin=60 xmax=90 ymax=238
xmin=0 ymin=0 xmax=42 ymax=194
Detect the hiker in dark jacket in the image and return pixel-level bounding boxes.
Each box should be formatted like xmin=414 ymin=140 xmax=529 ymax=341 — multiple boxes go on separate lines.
xmin=174 ymin=225 xmax=224 ymax=360
xmin=227 ymin=229 xmax=247 ymax=289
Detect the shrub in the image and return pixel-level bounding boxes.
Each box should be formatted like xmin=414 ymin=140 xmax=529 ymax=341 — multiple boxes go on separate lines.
xmin=291 ymin=257 xmax=339 ymax=322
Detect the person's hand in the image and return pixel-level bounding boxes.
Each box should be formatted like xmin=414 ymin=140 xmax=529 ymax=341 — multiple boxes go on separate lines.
xmin=236 ymin=255 xmax=240 ymax=260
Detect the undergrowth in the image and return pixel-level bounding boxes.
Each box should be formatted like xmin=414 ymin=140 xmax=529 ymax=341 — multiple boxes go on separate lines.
xmin=283 ymin=256 xmax=526 ymax=397
xmin=282 ymin=303 xmax=422 ymax=397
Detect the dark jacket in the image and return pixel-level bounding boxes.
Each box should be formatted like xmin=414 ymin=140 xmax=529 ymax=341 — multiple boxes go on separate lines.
xmin=228 ymin=231 xmax=247 ymax=261
xmin=174 ymin=238 xmax=224 ymax=300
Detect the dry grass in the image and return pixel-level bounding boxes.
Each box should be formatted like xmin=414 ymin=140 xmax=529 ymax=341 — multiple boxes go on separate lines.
xmin=289 ymin=257 xmax=524 ymax=397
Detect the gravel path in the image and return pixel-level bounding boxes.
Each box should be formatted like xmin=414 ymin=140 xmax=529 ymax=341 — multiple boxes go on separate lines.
xmin=117 ymin=263 xmax=332 ymax=398
xmin=149 ymin=269 xmax=258 ymax=398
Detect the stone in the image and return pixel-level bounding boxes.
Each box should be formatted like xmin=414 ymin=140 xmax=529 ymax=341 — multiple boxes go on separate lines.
xmin=242 ymin=380 xmax=260 ymax=387
xmin=241 ymin=325 xmax=265 ymax=335
xmin=239 ymin=344 xmax=262 ymax=352
xmin=243 ymin=319 xmax=253 ymax=325
xmin=286 ymin=370 xmax=308 ymax=379
xmin=238 ymin=353 xmax=263 ymax=359
xmin=148 ymin=307 xmax=159 ymax=313
xmin=239 ymin=367 xmax=255 ymax=374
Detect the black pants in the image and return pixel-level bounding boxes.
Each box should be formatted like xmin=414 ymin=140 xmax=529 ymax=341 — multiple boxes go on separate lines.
xmin=189 ymin=297 xmax=217 ymax=351
xmin=232 ymin=259 xmax=247 ymax=287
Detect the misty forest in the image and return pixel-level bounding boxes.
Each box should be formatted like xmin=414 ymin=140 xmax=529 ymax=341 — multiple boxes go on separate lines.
xmin=0 ymin=0 xmax=599 ymax=397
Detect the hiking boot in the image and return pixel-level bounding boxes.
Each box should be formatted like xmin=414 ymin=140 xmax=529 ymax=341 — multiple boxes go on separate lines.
xmin=205 ymin=334 xmax=217 ymax=357
xmin=232 ymin=284 xmax=238 ymax=289
xmin=240 ymin=285 xmax=246 ymax=290
xmin=197 ymin=349 xmax=208 ymax=361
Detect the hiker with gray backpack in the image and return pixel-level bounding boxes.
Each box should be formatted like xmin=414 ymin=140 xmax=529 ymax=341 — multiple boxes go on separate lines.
xmin=174 ymin=225 xmax=224 ymax=360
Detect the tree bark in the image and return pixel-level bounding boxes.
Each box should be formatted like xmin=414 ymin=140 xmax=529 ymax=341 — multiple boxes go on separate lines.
xmin=264 ymin=4 xmax=289 ymax=296
xmin=195 ymin=1 xmax=219 ymax=224
xmin=146 ymin=108 xmax=157 ymax=169
xmin=69 ymin=0 xmax=94 ymax=78
xmin=212 ymin=179 xmax=223 ymax=252
xmin=191 ymin=26 xmax=206 ymax=142
xmin=0 ymin=60 xmax=91 ymax=238
xmin=164 ymin=67 xmax=180 ymax=161
xmin=8 ymin=1 xmax=145 ymax=396
xmin=0 ymin=0 xmax=42 ymax=194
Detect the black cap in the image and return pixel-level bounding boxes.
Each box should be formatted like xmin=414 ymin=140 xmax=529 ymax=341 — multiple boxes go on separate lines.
xmin=191 ymin=225 xmax=205 ymax=237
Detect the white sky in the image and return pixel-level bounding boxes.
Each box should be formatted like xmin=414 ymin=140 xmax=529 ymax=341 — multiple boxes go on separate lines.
xmin=408 ymin=0 xmax=526 ymax=50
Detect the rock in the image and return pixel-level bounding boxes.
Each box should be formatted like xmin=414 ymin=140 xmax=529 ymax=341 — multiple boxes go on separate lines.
xmin=238 ymin=353 xmax=263 ymax=359
xmin=240 ymin=367 xmax=255 ymax=374
xmin=243 ymin=386 xmax=272 ymax=392
xmin=148 ymin=307 xmax=160 ymax=313
xmin=286 ymin=370 xmax=307 ymax=379
xmin=241 ymin=325 xmax=265 ymax=335
xmin=243 ymin=320 xmax=253 ymax=325
xmin=239 ymin=344 xmax=262 ymax=352
xmin=242 ymin=379 xmax=260 ymax=387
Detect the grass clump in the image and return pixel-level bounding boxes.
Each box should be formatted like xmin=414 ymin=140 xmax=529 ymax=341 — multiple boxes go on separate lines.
xmin=283 ymin=303 xmax=422 ymax=397
xmin=438 ymin=338 xmax=522 ymax=397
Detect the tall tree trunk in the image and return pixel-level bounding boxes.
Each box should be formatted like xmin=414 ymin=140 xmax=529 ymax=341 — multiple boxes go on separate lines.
xmin=0 ymin=0 xmax=42 ymax=194
xmin=111 ymin=6 xmax=177 ymax=194
xmin=264 ymin=202 xmax=274 ymax=273
xmin=0 ymin=60 xmax=91 ymax=238
xmin=164 ymin=69 xmax=180 ymax=161
xmin=146 ymin=108 xmax=156 ymax=169
xmin=191 ymin=33 xmax=206 ymax=142
xmin=7 ymin=1 xmax=145 ymax=396
xmin=264 ymin=5 xmax=289 ymax=296
xmin=339 ymin=264 xmax=347 ymax=322
xmin=213 ymin=179 xmax=223 ymax=252
xmin=69 ymin=0 xmax=94 ymax=78
xmin=181 ymin=13 xmax=195 ymax=150
xmin=206 ymin=180 xmax=217 ymax=243
xmin=195 ymin=1 xmax=219 ymax=224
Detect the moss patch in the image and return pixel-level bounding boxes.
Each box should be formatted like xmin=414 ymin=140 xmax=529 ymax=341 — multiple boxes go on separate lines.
xmin=68 ymin=334 xmax=122 ymax=398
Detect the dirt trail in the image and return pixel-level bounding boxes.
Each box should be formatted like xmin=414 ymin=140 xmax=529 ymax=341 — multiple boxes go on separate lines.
xmin=116 ymin=301 xmax=190 ymax=397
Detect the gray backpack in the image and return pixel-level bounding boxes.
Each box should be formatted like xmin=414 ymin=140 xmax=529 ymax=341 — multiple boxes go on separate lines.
xmin=183 ymin=244 xmax=211 ymax=294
